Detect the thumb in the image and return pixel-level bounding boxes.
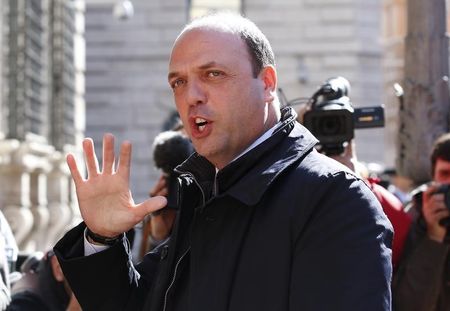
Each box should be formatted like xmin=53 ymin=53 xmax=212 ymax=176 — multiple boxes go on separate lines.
xmin=135 ymin=196 xmax=168 ymax=218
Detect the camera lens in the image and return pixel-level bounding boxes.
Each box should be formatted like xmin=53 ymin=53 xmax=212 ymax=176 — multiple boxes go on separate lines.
xmin=316 ymin=115 xmax=345 ymax=135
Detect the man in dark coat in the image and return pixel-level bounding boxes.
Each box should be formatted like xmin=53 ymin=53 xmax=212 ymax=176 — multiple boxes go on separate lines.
xmin=7 ymin=251 xmax=81 ymax=311
xmin=393 ymin=133 xmax=450 ymax=311
xmin=54 ymin=12 xmax=393 ymax=311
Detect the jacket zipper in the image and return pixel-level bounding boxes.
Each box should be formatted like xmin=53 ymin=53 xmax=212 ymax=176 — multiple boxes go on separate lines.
xmin=162 ymin=247 xmax=191 ymax=311
xmin=162 ymin=170 xmax=205 ymax=311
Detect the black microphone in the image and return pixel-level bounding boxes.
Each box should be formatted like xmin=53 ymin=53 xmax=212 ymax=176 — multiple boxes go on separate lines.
xmin=152 ymin=131 xmax=194 ymax=209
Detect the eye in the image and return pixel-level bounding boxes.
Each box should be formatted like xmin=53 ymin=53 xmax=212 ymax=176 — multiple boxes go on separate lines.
xmin=171 ymin=79 xmax=185 ymax=89
xmin=207 ymin=71 xmax=223 ymax=78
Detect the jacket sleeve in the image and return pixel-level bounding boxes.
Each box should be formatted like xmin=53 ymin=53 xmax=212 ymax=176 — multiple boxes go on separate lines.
xmin=53 ymin=222 xmax=162 ymax=311
xmin=7 ymin=292 xmax=48 ymax=311
xmin=392 ymin=226 xmax=449 ymax=311
xmin=289 ymin=171 xmax=393 ymax=311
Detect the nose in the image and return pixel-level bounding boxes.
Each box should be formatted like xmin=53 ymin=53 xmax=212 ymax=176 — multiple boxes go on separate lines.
xmin=186 ymin=79 xmax=206 ymax=106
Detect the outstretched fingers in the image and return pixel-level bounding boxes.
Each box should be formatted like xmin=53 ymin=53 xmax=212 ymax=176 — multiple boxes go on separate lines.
xmin=83 ymin=138 xmax=99 ymax=178
xmin=117 ymin=141 xmax=132 ymax=180
xmin=102 ymin=133 xmax=116 ymax=174
xmin=66 ymin=153 xmax=84 ymax=186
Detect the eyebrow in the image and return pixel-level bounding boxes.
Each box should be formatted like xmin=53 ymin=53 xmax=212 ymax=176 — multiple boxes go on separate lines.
xmin=168 ymin=70 xmax=179 ymax=82
xmin=168 ymin=61 xmax=227 ymax=81
xmin=198 ymin=61 xmax=222 ymax=70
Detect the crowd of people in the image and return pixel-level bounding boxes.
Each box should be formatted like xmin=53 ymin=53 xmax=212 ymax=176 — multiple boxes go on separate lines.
xmin=0 ymin=11 xmax=447 ymax=311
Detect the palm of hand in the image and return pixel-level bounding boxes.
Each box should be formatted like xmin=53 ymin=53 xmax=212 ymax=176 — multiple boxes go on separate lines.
xmin=77 ymin=173 xmax=136 ymax=237
xmin=68 ymin=134 xmax=167 ymax=238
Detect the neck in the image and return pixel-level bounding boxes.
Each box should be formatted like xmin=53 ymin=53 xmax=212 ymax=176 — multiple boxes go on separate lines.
xmin=264 ymin=101 xmax=281 ymax=130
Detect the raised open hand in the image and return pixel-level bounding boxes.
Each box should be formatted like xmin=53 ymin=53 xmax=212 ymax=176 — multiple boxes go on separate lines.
xmin=66 ymin=134 xmax=167 ymax=238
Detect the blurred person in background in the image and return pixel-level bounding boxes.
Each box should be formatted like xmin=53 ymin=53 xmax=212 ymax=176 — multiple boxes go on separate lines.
xmin=297 ymin=97 xmax=412 ymax=270
xmin=7 ymin=250 xmax=81 ymax=311
xmin=393 ymin=132 xmax=450 ymax=311
xmin=382 ymin=168 xmax=414 ymax=205
xmin=0 ymin=210 xmax=19 ymax=310
xmin=323 ymin=140 xmax=412 ymax=270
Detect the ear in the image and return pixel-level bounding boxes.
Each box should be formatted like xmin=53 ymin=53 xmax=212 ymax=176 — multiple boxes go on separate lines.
xmin=50 ymin=255 xmax=65 ymax=282
xmin=259 ymin=65 xmax=277 ymax=103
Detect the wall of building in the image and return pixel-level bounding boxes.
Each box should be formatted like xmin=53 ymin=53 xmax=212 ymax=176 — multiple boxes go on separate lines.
xmin=0 ymin=0 xmax=85 ymax=252
xmin=244 ymin=0 xmax=385 ymax=166
xmin=0 ymin=1 xmax=3 ymax=137
xmin=84 ymin=0 xmax=187 ymax=202
xmin=382 ymin=0 xmax=407 ymax=169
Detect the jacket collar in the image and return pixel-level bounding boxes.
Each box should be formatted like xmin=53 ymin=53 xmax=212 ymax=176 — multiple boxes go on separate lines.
xmin=176 ymin=107 xmax=318 ymax=206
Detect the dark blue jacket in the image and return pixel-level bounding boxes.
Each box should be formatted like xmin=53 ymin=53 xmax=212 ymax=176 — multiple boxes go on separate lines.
xmin=55 ymin=107 xmax=393 ymax=311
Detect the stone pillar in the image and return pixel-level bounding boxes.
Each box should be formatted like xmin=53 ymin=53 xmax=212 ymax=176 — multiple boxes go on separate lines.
xmin=398 ymin=0 xmax=450 ymax=184
xmin=0 ymin=140 xmax=34 ymax=249
xmin=17 ymin=136 xmax=56 ymax=251
xmin=44 ymin=152 xmax=72 ymax=250
xmin=23 ymin=169 xmax=50 ymax=251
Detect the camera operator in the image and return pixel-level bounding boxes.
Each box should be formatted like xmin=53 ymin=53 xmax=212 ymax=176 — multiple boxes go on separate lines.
xmin=393 ymin=133 xmax=450 ymax=311
xmin=7 ymin=250 xmax=81 ymax=311
xmin=323 ymin=138 xmax=411 ymax=270
xmin=298 ymin=76 xmax=412 ymax=270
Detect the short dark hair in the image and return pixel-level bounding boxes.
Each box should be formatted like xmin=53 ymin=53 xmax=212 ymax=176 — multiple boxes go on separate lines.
xmin=431 ymin=132 xmax=450 ymax=176
xmin=181 ymin=12 xmax=275 ymax=77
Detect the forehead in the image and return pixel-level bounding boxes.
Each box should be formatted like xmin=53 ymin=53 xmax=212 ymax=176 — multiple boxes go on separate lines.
xmin=169 ymin=28 xmax=250 ymax=68
xmin=435 ymin=158 xmax=450 ymax=171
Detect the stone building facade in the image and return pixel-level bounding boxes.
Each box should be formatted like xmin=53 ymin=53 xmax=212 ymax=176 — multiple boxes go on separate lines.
xmin=0 ymin=0 xmax=85 ymax=252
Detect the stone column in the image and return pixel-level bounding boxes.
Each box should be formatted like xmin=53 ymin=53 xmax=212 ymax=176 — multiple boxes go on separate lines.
xmin=44 ymin=152 xmax=72 ymax=249
xmin=18 ymin=136 xmax=57 ymax=251
xmin=23 ymin=169 xmax=50 ymax=251
xmin=0 ymin=140 xmax=34 ymax=249
xmin=398 ymin=0 xmax=450 ymax=183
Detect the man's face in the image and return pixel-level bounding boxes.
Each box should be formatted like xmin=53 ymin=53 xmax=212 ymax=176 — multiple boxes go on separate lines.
xmin=434 ymin=158 xmax=450 ymax=184
xmin=168 ymin=28 xmax=273 ymax=169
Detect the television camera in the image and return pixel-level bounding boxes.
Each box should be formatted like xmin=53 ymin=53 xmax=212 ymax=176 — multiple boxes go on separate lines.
xmin=301 ymin=76 xmax=385 ymax=155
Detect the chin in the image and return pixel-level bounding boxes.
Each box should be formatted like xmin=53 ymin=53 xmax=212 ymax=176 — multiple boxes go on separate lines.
xmin=195 ymin=145 xmax=212 ymax=158
xmin=197 ymin=148 xmax=220 ymax=165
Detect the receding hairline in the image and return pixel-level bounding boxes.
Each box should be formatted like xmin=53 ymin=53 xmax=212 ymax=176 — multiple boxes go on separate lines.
xmin=178 ymin=12 xmax=261 ymax=40
xmin=172 ymin=12 xmax=275 ymax=78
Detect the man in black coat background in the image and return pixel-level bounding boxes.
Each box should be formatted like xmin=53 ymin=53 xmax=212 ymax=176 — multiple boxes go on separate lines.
xmin=54 ymin=12 xmax=393 ymax=311
xmin=7 ymin=251 xmax=81 ymax=311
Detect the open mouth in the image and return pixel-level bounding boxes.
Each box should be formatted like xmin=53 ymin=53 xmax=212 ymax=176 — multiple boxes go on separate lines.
xmin=195 ymin=117 xmax=208 ymax=132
